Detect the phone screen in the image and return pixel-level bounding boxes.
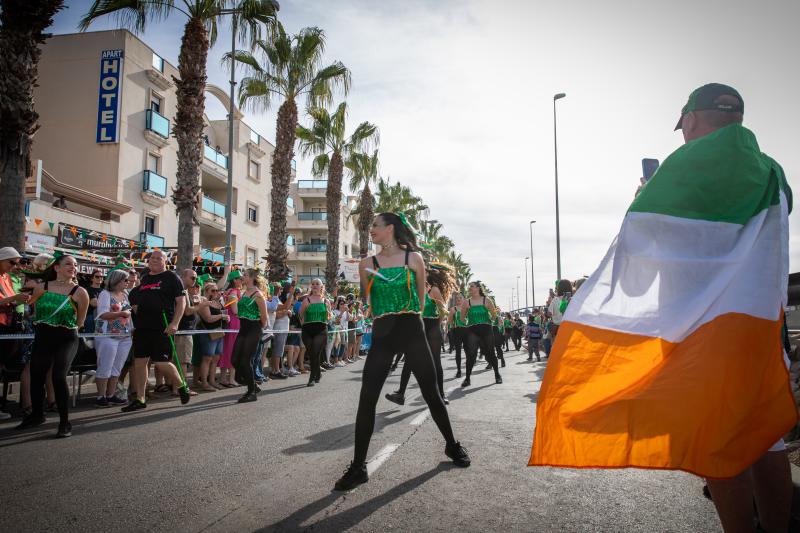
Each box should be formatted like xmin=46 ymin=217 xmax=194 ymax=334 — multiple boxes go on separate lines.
xmin=642 ymin=158 xmax=660 ymax=182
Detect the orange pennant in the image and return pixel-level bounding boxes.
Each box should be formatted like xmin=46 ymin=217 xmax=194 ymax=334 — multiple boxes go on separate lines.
xmin=34 ymin=218 xmax=42 ymax=227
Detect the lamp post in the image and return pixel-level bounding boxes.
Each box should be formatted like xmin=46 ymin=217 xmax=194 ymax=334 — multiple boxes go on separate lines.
xmin=510 ymin=287 xmax=515 ymax=311
xmin=516 ymin=276 xmax=520 ymax=312
xmin=223 ymin=14 xmax=237 ymax=266
xmin=524 ymin=257 xmax=529 ymax=311
xmin=553 ymin=92 xmax=566 ymax=280
xmin=529 ymin=220 xmax=536 ymax=308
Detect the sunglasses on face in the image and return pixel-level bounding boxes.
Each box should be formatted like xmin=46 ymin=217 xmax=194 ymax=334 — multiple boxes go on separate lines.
xmin=93 ymin=275 xmax=104 ymax=279
xmin=5 ymin=260 xmax=20 ymax=266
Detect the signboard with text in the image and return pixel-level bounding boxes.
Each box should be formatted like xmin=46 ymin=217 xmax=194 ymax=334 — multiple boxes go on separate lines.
xmin=57 ymin=223 xmax=138 ymax=251
xmin=96 ymin=49 xmax=124 ymax=143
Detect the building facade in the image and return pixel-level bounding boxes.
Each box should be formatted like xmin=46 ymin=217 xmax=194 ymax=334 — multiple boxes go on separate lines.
xmin=24 ymin=30 xmax=287 ymax=270
xmin=286 ymin=180 xmax=364 ymax=286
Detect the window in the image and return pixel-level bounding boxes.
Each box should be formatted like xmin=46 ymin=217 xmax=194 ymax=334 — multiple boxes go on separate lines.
xmin=344 ymin=244 xmax=349 ymax=256
xmin=249 ymin=130 xmax=260 ymax=145
xmin=249 ymin=160 xmax=259 ymax=180
xmin=150 ymin=93 xmax=163 ymax=113
xmin=287 ymin=234 xmax=295 ymax=246
xmin=144 ymin=214 xmax=157 ymax=234
xmin=147 ymin=153 xmax=160 ymax=173
xmin=246 ymin=247 xmax=257 ymax=267
xmin=247 ymin=202 xmax=258 ymax=223
xmin=310 ymin=267 xmax=324 ymax=276
xmin=152 ymin=53 xmax=164 ymax=72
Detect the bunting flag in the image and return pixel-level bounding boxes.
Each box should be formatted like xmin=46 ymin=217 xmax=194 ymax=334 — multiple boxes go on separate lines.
xmin=529 ymin=124 xmax=797 ymax=479
xmin=69 ymin=226 xmax=77 ymax=236
xmin=34 ymin=218 xmax=42 ymax=227
xmin=101 ymin=233 xmax=108 ymax=242
xmin=48 ymin=222 xmax=55 ymax=232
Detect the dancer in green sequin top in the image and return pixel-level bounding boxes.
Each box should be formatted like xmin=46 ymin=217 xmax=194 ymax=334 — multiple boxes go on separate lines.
xmin=230 ymin=269 xmax=268 ymax=404
xmin=448 ymin=292 xmax=468 ymax=378
xmin=334 ymin=213 xmax=469 ymax=492
xmin=20 ymin=253 xmax=88 ymax=438
xmin=300 ymin=278 xmax=331 ymax=387
xmin=459 ymin=281 xmax=502 ymax=387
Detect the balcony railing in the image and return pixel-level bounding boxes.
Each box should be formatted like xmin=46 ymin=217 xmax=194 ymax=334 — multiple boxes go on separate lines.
xmin=139 ymin=232 xmax=165 ymax=248
xmin=145 ymin=109 xmax=170 ymax=138
xmin=298 ymin=211 xmax=327 ymax=221
xmin=298 ymin=180 xmax=327 ymax=189
xmin=143 ymin=170 xmax=168 ymax=197
xmin=202 ymin=196 xmax=226 ymax=218
xmin=152 ymin=53 xmax=164 ymax=72
xmin=201 ymin=249 xmax=224 ymax=263
xmin=250 ymin=130 xmax=260 ymax=145
xmin=296 ymin=275 xmax=319 ymax=285
xmin=297 ymin=244 xmax=327 ymax=253
xmin=204 ymin=145 xmax=228 ymax=169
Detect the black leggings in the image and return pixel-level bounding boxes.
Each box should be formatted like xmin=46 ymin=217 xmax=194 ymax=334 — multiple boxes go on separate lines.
xmin=302 ymin=322 xmax=327 ymax=382
xmin=31 ymin=324 xmax=79 ymax=423
xmin=452 ymin=327 xmax=466 ymax=372
xmin=512 ymin=329 xmax=522 ymax=350
xmin=464 ymin=324 xmax=499 ymax=379
xmin=492 ymin=327 xmax=505 ymax=364
xmin=397 ymin=318 xmax=444 ymax=397
xmin=232 ymin=319 xmax=261 ymax=394
xmin=353 ymin=314 xmax=456 ymax=465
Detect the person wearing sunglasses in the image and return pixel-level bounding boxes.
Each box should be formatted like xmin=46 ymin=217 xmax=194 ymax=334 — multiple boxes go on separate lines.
xmin=83 ymin=269 xmax=105 ymax=334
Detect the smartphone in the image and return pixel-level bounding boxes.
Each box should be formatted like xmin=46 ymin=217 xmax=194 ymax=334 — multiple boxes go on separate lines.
xmin=642 ymin=158 xmax=660 ymax=182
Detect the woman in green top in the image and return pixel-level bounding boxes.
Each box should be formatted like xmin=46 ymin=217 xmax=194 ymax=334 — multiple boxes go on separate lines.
xmin=448 ymin=292 xmax=467 ymax=378
xmin=491 ymin=308 xmax=507 ymax=368
xmin=230 ymin=269 xmax=268 ymax=403
xmin=334 ymin=213 xmax=470 ymax=492
xmin=299 ymin=278 xmax=331 ymax=387
xmin=386 ymin=265 xmax=455 ymax=406
xmin=459 ymin=281 xmax=502 ymax=387
xmin=17 ymin=253 xmax=89 ymax=438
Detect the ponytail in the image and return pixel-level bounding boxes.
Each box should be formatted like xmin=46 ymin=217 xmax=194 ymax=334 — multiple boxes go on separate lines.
xmin=377 ymin=212 xmax=420 ymax=252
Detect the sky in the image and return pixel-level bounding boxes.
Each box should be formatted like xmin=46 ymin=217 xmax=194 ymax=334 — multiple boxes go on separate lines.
xmin=52 ymin=0 xmax=800 ymax=309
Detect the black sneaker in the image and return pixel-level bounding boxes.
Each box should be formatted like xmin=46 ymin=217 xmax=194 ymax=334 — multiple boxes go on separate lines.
xmin=442 ymin=396 xmax=450 ymax=405
xmin=56 ymin=422 xmax=72 ymax=438
xmin=484 ymin=364 xmax=492 ymax=370
xmin=455 ymin=370 xmax=462 ymax=378
xmin=314 ymin=378 xmax=320 ymax=384
xmin=16 ymin=415 xmax=46 ymax=430
xmin=254 ymin=384 xmax=262 ymax=393
xmin=495 ymin=374 xmax=503 ymax=384
xmin=445 ymin=441 xmax=471 ymax=467
xmin=501 ymin=360 xmax=506 ymax=368
xmin=307 ymin=380 xmax=315 ymax=387
xmin=334 ymin=462 xmax=368 ymax=491
xmin=94 ymin=397 xmax=109 ymax=408
xmin=178 ymin=386 xmax=191 ymax=405
xmin=385 ymin=392 xmax=405 ymax=406
xmin=237 ymin=392 xmax=258 ymax=403
xmin=121 ymin=400 xmax=146 ymax=413
xmin=461 ymin=377 xmax=471 ymax=387
xmin=106 ymin=395 xmax=127 ymax=405
xmin=269 ymin=372 xmax=288 ymax=380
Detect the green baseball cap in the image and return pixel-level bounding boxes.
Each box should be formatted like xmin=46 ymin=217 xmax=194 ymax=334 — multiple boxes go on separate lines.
xmin=675 ymin=83 xmax=744 ymax=130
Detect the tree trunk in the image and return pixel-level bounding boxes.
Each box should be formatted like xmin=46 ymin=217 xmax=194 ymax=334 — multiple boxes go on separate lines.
xmin=267 ymin=99 xmax=297 ymax=282
xmin=325 ymin=151 xmax=344 ymax=290
xmin=358 ymin=183 xmax=373 ymax=257
xmin=172 ymin=17 xmax=209 ymax=271
xmin=0 ymin=0 xmax=64 ymax=250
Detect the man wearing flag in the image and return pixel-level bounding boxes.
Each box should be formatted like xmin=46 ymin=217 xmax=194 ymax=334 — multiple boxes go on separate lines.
xmin=530 ymin=84 xmax=796 ymax=533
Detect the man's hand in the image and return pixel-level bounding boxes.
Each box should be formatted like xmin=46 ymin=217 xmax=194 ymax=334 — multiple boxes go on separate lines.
xmin=13 ymin=293 xmax=30 ymax=304
xmin=165 ymin=323 xmax=178 ymax=335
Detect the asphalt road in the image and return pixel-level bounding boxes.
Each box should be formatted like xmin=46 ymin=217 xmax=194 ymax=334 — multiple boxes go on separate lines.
xmin=0 ymin=347 xmax=720 ymax=532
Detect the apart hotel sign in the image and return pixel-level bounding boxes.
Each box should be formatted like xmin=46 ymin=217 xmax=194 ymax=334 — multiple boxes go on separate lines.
xmin=96 ymin=49 xmax=124 ymax=144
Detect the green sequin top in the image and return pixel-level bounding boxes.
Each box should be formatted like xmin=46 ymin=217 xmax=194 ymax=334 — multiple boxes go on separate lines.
xmin=238 ymin=295 xmax=261 ymax=321
xmin=34 ymin=291 xmax=77 ymax=329
xmin=369 ymin=267 xmax=420 ymax=319
xmin=466 ymin=301 xmax=492 ymax=326
xmin=504 ymin=319 xmax=512 ymax=329
xmin=303 ymin=301 xmax=328 ymax=324
xmin=452 ymin=309 xmax=466 ymax=328
xmin=422 ymin=293 xmax=439 ymax=319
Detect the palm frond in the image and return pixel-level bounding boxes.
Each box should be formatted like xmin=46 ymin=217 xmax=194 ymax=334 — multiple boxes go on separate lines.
xmin=79 ymin=0 xmax=179 ymax=32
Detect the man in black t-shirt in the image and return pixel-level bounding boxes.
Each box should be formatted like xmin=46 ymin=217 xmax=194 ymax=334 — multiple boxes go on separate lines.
xmin=122 ymin=250 xmax=188 ymax=411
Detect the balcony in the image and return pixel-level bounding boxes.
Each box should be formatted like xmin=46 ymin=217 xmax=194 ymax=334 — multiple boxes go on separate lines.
xmin=298 ymin=243 xmax=327 ymax=252
xmin=139 ymin=232 xmax=165 ymax=248
xmin=299 ymin=212 xmax=327 ymax=221
xmin=289 ymin=243 xmax=327 ymax=262
xmin=247 ymin=130 xmax=266 ymax=158
xmin=297 ymin=180 xmax=327 ymax=198
xmin=144 ymin=109 xmax=170 ymax=147
xmin=204 ymin=145 xmax=228 ymax=169
xmin=141 ymin=170 xmax=168 ymax=206
xmin=287 ymin=211 xmax=327 ymax=230
xmin=201 ymin=248 xmax=225 ymax=263
xmin=296 ymin=275 xmax=317 ymax=285
xmin=199 ymin=195 xmax=226 ymax=231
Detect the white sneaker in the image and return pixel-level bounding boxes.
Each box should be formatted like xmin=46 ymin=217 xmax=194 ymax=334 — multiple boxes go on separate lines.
xmin=291 ymin=368 xmax=300 ymax=376
xmin=336 ymin=361 xmax=346 ymax=367
xmin=0 ymin=412 xmax=11 ymax=420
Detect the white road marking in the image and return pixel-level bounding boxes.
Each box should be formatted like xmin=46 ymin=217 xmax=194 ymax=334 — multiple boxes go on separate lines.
xmin=409 ymin=387 xmax=458 ymax=426
xmin=367 ymin=443 xmax=401 ymax=476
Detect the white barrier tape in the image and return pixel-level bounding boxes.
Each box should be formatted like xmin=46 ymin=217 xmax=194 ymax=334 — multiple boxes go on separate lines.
xmin=0 ymin=326 xmax=368 ymax=340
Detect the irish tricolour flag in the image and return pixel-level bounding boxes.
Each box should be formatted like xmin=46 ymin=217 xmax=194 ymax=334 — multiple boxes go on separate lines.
xmin=529 ymin=123 xmax=797 ymax=478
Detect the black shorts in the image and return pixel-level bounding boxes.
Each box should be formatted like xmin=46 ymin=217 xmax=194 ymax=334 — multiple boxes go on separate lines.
xmin=132 ymin=329 xmax=173 ymax=363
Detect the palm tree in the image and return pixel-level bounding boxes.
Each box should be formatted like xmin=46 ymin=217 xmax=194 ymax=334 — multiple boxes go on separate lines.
xmin=81 ymin=0 xmax=278 ymax=270
xmin=295 ymin=103 xmax=377 ymax=288
xmin=0 ymin=0 xmax=65 ymax=249
xmin=374 ymin=178 xmax=428 ymax=228
xmin=346 ymin=149 xmax=379 ymax=257
xmin=231 ymin=23 xmax=350 ymax=281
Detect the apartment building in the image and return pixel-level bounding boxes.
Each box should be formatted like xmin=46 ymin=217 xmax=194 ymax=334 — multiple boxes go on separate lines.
xmin=23 ymin=30 xmax=289 ymax=270
xmin=286 ymin=180 xmax=365 ymax=285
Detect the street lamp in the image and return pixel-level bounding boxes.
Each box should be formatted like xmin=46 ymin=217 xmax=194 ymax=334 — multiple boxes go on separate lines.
xmin=524 ymin=257 xmax=529 ymax=311
xmin=510 ymin=287 xmax=515 ymax=311
xmin=516 ymin=276 xmax=520 ymax=311
xmin=529 ymin=220 xmax=536 ymax=308
xmin=553 ymin=92 xmax=566 ymax=280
